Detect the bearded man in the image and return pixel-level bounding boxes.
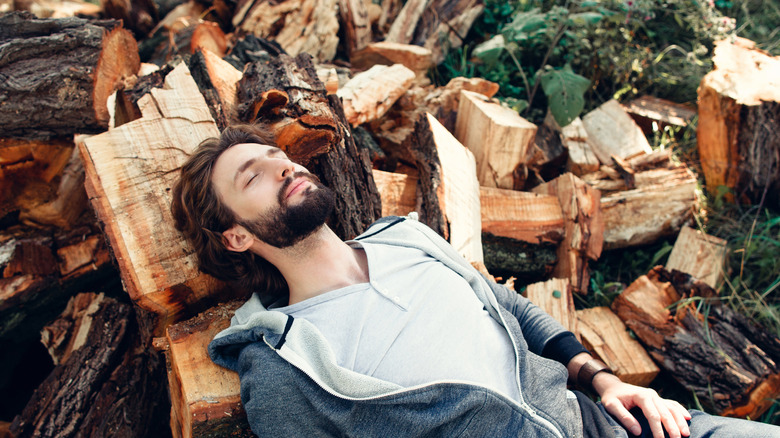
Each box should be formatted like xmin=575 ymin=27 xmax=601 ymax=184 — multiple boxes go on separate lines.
xmin=171 ymin=124 xmax=778 ymax=438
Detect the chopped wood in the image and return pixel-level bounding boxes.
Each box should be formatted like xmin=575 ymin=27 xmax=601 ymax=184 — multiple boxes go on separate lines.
xmin=697 ymin=37 xmax=780 ymax=206
xmin=479 ymin=187 xmax=564 ymax=245
xmin=582 ymin=99 xmax=652 ymax=165
xmin=600 ymin=168 xmax=698 ymax=250
xmin=237 ymin=53 xmax=382 ymax=240
xmin=611 ymin=154 xmax=636 ymax=189
xmin=337 ymin=64 xmax=416 ymax=127
xmin=188 ymin=48 xmax=243 ymax=129
xmin=612 ymin=266 xmax=780 ymax=418
xmin=166 ymin=301 xmax=252 ymax=438
xmin=0 ymin=12 xmax=139 ymax=139
xmin=233 ymin=0 xmax=339 ymax=62
xmin=577 ymin=306 xmax=659 ymax=386
xmin=56 ymin=235 xmax=110 ymax=280
xmin=10 ymin=293 xmax=168 ymax=438
xmin=101 ymin=0 xmax=158 ymax=38
xmin=407 ymin=113 xmax=483 ymax=262
xmin=350 ymin=41 xmax=433 ymax=81
xmin=384 ymin=0 xmax=483 ymax=64
xmin=532 ymin=173 xmax=603 ymax=293
xmin=13 ymin=0 xmax=101 ymax=18
xmin=372 ymin=169 xmax=418 ymax=217
xmin=78 ymin=63 xmax=235 ymax=332
xmin=40 ymin=292 xmax=106 ymax=365
xmin=666 ymin=225 xmax=727 ymax=288
xmin=546 ymin=115 xmax=600 ymax=177
xmin=337 ymin=0 xmax=371 ymax=56
xmin=622 ymin=95 xmax=696 ymax=134
xmin=525 ymin=277 xmax=577 ymax=334
xmin=481 ymin=233 xmax=557 ymax=282
xmin=455 ymin=90 xmax=537 ymax=189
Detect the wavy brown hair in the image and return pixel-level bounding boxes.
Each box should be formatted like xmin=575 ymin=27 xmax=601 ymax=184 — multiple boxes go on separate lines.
xmin=171 ymin=124 xmax=289 ymax=302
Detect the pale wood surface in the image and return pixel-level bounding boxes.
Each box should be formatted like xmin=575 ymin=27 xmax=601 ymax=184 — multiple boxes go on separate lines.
xmin=577 ymin=306 xmax=659 ymax=386
xmin=337 ymin=64 xmax=416 ymax=126
xmin=532 ymin=173 xmax=603 ymax=293
xmin=549 ymin=115 xmax=599 ymax=176
xmin=525 ymin=277 xmax=576 ymax=334
xmin=666 ymin=225 xmax=727 ymax=288
xmin=582 ymin=99 xmax=652 ymax=164
xmin=200 ymin=48 xmax=242 ymax=123
xmin=479 ymin=187 xmax=564 ymax=245
xmin=350 ymin=41 xmax=433 ymax=80
xmin=372 ymin=169 xmax=418 ymax=217
xmin=233 ymin=0 xmax=339 ymax=62
xmin=623 ymin=95 xmax=696 ymax=131
xmin=455 ymin=90 xmax=537 ymax=189
xmin=337 ymin=0 xmax=371 ymax=56
xmin=78 ymin=63 xmax=230 ymax=331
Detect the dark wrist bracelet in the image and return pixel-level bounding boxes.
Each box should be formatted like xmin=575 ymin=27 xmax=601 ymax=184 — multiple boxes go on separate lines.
xmin=577 ymin=359 xmax=613 ymax=391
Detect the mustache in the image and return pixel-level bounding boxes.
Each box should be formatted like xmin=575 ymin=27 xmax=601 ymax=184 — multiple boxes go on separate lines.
xmin=277 ymin=171 xmax=322 ymax=205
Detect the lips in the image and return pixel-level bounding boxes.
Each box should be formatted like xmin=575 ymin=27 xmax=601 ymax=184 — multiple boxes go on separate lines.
xmin=285 ymin=178 xmax=309 ymax=199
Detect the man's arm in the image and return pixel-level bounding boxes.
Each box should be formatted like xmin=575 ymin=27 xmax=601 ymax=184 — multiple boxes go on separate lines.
xmin=567 ymin=352 xmax=692 ymax=438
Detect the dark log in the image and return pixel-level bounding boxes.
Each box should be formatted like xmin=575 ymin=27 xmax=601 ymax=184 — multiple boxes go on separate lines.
xmin=101 ymin=0 xmax=158 ymax=38
xmin=187 ymin=49 xmax=243 ymax=130
xmin=237 ymin=53 xmax=381 ymax=239
xmin=10 ymin=293 xmax=169 ymax=438
xmin=481 ymin=233 xmax=557 ymax=282
xmin=0 ymin=12 xmax=139 ymax=140
xmin=612 ymin=266 xmax=780 ymax=418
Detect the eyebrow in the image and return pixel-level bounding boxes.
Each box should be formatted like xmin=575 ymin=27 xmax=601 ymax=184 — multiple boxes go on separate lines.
xmin=232 ymin=147 xmax=284 ymax=187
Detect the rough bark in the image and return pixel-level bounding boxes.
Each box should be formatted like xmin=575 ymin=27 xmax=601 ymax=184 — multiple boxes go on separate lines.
xmin=0 ymin=12 xmax=139 ymax=139
xmin=481 ymin=233 xmax=557 ymax=282
xmin=187 ymin=49 xmax=243 ymax=130
xmin=237 ymin=53 xmax=381 ymax=240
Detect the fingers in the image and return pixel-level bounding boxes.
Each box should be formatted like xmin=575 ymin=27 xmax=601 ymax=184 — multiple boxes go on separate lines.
xmin=665 ymin=399 xmax=691 ymax=437
xmin=637 ymin=393 xmax=689 ymax=438
xmin=602 ymin=399 xmax=642 ymax=436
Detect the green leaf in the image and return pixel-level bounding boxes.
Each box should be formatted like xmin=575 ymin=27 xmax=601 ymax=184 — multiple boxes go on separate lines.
xmin=567 ymin=12 xmax=604 ymax=26
xmin=539 ymin=65 xmax=590 ymax=127
xmin=503 ymin=8 xmax=548 ymax=41
xmin=473 ymin=34 xmax=506 ymax=66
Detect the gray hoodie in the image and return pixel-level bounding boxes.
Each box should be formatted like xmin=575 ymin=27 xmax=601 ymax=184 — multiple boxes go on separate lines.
xmin=209 ymin=216 xmax=585 ymax=437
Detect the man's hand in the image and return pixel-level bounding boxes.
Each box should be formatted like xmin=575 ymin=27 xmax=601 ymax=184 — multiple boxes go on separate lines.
xmin=594 ymin=372 xmax=691 ymax=438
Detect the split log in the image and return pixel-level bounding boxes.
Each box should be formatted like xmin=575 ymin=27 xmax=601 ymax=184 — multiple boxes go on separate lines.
xmin=10 ymin=293 xmax=169 ymax=438
xmin=580 ymin=149 xmax=679 ymax=194
xmin=697 ymin=37 xmax=780 ymax=206
xmin=233 ymin=0 xmax=339 ymax=62
xmin=337 ymin=64 xmax=416 ymax=127
xmin=371 ymin=169 xmax=418 ymax=217
xmin=12 ymin=0 xmax=101 ymax=18
xmin=101 ymin=0 xmax=158 ymax=38
xmin=407 ymin=113 xmax=483 ymax=262
xmin=164 ymin=301 xmax=251 ymax=438
xmin=622 ymin=95 xmax=696 ymax=135
xmin=481 ymin=234 xmax=557 ymax=283
xmin=479 ymin=187 xmax=563 ymax=245
xmin=237 ymin=53 xmax=381 ymax=240
xmin=351 ymin=41 xmax=433 ymax=81
xmin=532 ymin=173 xmax=603 ymax=293
xmin=188 ymin=48 xmax=243 ymax=130
xmin=665 ymin=225 xmax=727 ymax=288
xmin=582 ymin=99 xmax=652 ymax=165
xmin=612 ymin=266 xmax=780 ymax=418
xmin=78 ymin=62 xmax=235 ymax=333
xmin=145 ymin=19 xmax=228 ymax=66
xmin=522 ymin=119 xmax=567 ymax=187
xmin=524 ymin=278 xmax=576 ymax=334
xmin=562 ymin=117 xmax=600 ymax=176
xmin=337 ymin=0 xmax=371 ymax=57
xmin=600 ymin=168 xmax=698 ymax=250
xmin=576 ymin=306 xmax=659 ymax=387
xmin=0 ymin=12 xmax=139 ymax=139
xmin=455 ymin=90 xmax=538 ymax=189
xmin=384 ymin=0 xmax=483 ymax=64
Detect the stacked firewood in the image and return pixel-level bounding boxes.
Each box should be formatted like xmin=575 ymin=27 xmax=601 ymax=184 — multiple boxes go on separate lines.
xmin=1 ymin=1 xmax=779 ymax=436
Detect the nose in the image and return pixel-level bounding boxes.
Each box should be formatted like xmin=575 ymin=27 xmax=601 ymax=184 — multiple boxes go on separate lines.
xmin=278 ymin=159 xmax=295 ymax=180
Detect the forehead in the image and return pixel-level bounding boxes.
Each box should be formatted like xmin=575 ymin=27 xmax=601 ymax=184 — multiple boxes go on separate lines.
xmin=212 ymin=142 xmax=275 ymax=184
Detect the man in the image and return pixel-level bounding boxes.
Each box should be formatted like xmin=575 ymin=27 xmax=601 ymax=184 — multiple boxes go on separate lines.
xmin=171 ymin=124 xmax=778 ymax=437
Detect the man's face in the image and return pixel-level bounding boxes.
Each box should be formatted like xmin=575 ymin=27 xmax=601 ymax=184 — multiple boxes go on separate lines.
xmin=212 ymin=143 xmax=335 ymax=248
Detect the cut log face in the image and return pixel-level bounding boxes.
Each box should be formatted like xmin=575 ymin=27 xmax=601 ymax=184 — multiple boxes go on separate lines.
xmin=582 ymin=99 xmax=652 ymax=165
xmin=337 ymin=0 xmax=371 ymax=56
xmin=188 ymin=48 xmax=243 ymax=130
xmin=600 ymin=169 xmax=698 ymax=250
xmin=0 ymin=12 xmax=139 ymax=139
xmin=612 ymin=266 xmax=780 ymax=418
xmin=479 ymin=187 xmax=564 ymax=245
xmin=546 ymin=115 xmax=599 ymax=177
xmin=166 ymin=301 xmax=251 ymax=438
xmin=455 ymin=90 xmax=538 ymax=189
xmin=524 ymin=277 xmax=576 ymax=334
xmin=233 ymin=0 xmax=340 ymax=62
xmin=666 ymin=225 xmax=727 ymax=288
xmin=408 ymin=113 xmax=483 ymax=262
xmin=532 ymin=173 xmax=603 ymax=293
xmin=337 ymin=64 xmax=416 ymax=127
xmin=577 ymin=306 xmax=659 ymax=386
xmin=78 ymin=62 xmax=232 ymax=332
xmin=372 ymin=169 xmax=418 ymax=217
xmin=622 ymin=95 xmax=696 ymax=134
xmin=350 ymin=41 xmax=433 ymax=81
xmin=697 ymin=37 xmax=780 ymax=205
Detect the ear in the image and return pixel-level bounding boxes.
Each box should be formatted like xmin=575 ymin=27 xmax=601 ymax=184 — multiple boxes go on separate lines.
xmin=222 ymin=224 xmax=254 ymax=253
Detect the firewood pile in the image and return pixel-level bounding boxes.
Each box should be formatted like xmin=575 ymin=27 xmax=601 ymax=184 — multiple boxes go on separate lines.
xmin=1 ymin=1 xmax=779 ymax=436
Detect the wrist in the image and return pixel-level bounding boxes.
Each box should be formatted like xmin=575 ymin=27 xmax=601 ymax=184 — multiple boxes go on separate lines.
xmin=577 ymin=358 xmax=614 ymax=393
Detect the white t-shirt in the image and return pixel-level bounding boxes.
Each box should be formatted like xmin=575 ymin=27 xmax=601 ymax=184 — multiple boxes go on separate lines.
xmin=274 ymin=240 xmax=521 ymax=402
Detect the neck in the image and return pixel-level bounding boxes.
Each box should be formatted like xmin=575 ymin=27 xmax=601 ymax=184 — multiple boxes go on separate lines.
xmin=255 ymin=226 xmax=369 ymax=305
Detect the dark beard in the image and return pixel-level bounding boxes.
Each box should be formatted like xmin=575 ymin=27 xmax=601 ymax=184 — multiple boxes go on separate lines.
xmin=237 ymin=172 xmax=336 ymax=249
